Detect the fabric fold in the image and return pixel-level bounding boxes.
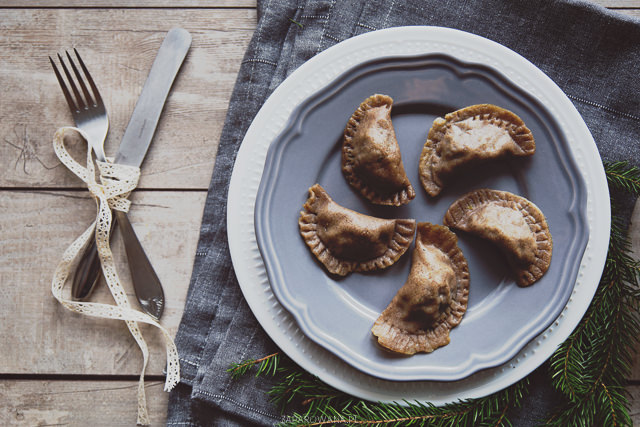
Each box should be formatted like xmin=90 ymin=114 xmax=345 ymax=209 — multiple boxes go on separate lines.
xmin=169 ymin=0 xmax=640 ymax=425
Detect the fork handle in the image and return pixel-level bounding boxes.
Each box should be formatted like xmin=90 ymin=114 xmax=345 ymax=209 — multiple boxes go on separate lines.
xmin=71 ymin=232 xmax=105 ymax=300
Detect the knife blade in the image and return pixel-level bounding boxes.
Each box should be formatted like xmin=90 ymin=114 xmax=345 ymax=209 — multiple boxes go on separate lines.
xmin=115 ymin=28 xmax=191 ymax=166
xmin=72 ymin=28 xmax=192 ymax=320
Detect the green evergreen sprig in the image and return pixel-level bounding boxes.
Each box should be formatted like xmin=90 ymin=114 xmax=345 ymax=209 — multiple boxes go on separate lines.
xmin=227 ymin=352 xmax=281 ymax=378
xmin=230 ymin=350 xmax=529 ymax=426
xmin=545 ymin=162 xmax=640 ymax=426
xmin=231 ymin=161 xmax=640 ymax=426
xmin=605 ymin=161 xmax=640 ymax=194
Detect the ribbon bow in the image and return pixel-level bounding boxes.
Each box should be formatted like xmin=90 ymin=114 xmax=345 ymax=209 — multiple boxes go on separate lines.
xmin=51 ymin=127 xmax=180 ymax=425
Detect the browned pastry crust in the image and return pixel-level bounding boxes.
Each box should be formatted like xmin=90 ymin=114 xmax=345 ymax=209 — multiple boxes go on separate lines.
xmin=342 ymin=94 xmax=415 ymax=206
xmin=419 ymin=104 xmax=536 ymax=197
xmin=443 ymin=189 xmax=552 ymax=287
xmin=299 ymin=184 xmax=416 ymax=276
xmin=371 ymin=223 xmax=470 ymax=355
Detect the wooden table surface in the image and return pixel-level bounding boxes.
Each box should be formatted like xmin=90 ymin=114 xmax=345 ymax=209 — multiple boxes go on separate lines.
xmin=1 ymin=1 xmax=639 ymax=425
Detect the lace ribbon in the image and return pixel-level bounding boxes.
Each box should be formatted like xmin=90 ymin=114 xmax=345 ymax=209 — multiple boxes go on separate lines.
xmin=50 ymin=127 xmax=180 ymax=425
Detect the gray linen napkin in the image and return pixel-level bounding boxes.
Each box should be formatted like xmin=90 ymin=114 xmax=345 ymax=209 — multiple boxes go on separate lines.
xmin=167 ymin=0 xmax=640 ymax=425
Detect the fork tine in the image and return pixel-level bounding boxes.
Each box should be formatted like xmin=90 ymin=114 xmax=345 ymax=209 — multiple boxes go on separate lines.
xmin=66 ymin=50 xmax=95 ymax=107
xmin=57 ymin=52 xmax=87 ymax=110
xmin=73 ymin=48 xmax=103 ymax=106
xmin=49 ymin=56 xmax=78 ymax=113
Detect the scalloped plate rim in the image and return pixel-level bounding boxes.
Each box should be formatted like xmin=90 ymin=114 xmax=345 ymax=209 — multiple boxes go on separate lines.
xmin=227 ymin=26 xmax=610 ymax=405
xmin=254 ymin=52 xmax=588 ymax=381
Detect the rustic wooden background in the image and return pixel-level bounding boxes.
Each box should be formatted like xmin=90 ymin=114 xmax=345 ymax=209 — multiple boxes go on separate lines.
xmin=0 ymin=1 xmax=638 ymax=425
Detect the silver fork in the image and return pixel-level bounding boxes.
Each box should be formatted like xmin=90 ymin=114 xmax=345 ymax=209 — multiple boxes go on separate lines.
xmin=49 ymin=49 xmax=109 ymax=163
xmin=50 ymin=50 xmax=161 ymax=317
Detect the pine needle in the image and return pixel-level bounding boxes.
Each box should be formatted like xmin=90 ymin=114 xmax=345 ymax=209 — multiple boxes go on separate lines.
xmin=546 ymin=162 xmax=640 ymax=426
xmin=229 ymin=161 xmax=640 ymax=427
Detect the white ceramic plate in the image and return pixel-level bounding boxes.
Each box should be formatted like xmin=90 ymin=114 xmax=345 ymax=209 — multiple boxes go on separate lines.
xmin=228 ymin=26 xmax=609 ymax=404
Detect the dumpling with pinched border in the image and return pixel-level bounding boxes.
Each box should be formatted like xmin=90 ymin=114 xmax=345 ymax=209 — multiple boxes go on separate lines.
xmin=444 ymin=189 xmax=552 ymax=287
xmin=342 ymin=94 xmax=415 ymax=206
xmin=419 ymin=104 xmax=535 ymax=197
xmin=299 ymin=184 xmax=416 ymax=276
xmin=371 ymin=222 xmax=470 ymax=355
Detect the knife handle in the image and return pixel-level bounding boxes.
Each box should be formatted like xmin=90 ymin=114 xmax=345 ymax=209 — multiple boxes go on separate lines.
xmin=71 ymin=212 xmax=164 ymax=320
xmin=115 ymin=210 xmax=165 ymax=320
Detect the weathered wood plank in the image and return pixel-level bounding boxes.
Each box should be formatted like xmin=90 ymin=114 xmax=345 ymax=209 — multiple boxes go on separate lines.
xmin=0 ymin=8 xmax=255 ymax=189
xmin=1 ymin=379 xmax=639 ymax=426
xmin=0 ymin=0 xmax=638 ymax=9
xmin=628 ymin=200 xmax=640 ymax=381
xmin=0 ymin=380 xmax=169 ymax=426
xmin=0 ymin=190 xmax=204 ymax=375
xmin=1 ymin=2 xmax=639 ymax=422
xmin=594 ymin=0 xmax=640 ymax=7
xmin=2 ymin=192 xmax=637 ymax=382
xmin=1 ymin=5 xmax=638 ymax=191
xmin=613 ymin=7 xmax=640 ymax=16
xmin=629 ymin=384 xmax=640 ymax=423
xmin=0 ymin=0 xmax=255 ymax=6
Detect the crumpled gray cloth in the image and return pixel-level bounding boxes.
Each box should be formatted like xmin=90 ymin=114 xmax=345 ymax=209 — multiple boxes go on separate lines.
xmin=167 ymin=0 xmax=640 ymax=425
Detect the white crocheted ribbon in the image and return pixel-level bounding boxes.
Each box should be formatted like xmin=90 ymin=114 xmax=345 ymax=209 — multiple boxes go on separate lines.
xmin=51 ymin=127 xmax=180 ymax=426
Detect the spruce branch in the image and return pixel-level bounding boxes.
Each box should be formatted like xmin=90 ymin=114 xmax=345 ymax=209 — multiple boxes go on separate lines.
xmin=227 ymin=352 xmax=281 ymax=379
xmin=605 ymin=161 xmax=640 ymax=194
xmin=289 ymin=18 xmax=304 ymax=29
xmin=229 ymin=350 xmax=529 ymax=426
xmin=546 ymin=162 xmax=640 ymax=426
xmin=275 ymin=376 xmax=529 ymax=426
xmin=229 ymin=161 xmax=640 ymax=427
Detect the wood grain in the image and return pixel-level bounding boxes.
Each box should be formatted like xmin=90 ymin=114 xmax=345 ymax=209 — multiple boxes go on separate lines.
xmin=614 ymin=8 xmax=640 ymax=16
xmin=0 ymin=0 xmax=636 ymax=8
xmin=591 ymin=0 xmax=640 ymax=7
xmin=0 ymin=8 xmax=255 ymax=189
xmin=628 ymin=201 xmax=640 ymax=381
xmin=0 ymin=0 xmax=255 ymax=6
xmin=0 ymin=1 xmax=639 ymax=425
xmin=0 ymin=190 xmax=204 ymax=375
xmin=1 ymin=380 xmax=639 ymax=426
xmin=0 ymin=380 xmax=169 ymax=426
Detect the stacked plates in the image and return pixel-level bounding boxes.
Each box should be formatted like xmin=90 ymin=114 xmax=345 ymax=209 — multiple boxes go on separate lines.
xmin=227 ymin=27 xmax=609 ymax=404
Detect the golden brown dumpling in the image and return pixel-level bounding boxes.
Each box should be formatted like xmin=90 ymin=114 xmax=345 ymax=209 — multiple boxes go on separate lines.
xmin=299 ymin=184 xmax=416 ymax=276
xmin=443 ymin=189 xmax=552 ymax=287
xmin=342 ymin=94 xmax=415 ymax=206
xmin=419 ymin=104 xmax=535 ymax=197
xmin=371 ymin=223 xmax=469 ymax=355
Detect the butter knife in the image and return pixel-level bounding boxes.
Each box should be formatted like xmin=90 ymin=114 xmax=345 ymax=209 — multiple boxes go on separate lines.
xmin=72 ymin=28 xmax=192 ymax=320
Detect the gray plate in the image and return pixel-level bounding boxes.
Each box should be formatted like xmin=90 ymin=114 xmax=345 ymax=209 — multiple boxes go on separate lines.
xmin=254 ymin=54 xmax=588 ymax=381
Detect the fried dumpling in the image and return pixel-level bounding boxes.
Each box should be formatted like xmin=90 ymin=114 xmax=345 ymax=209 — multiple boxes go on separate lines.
xmin=371 ymin=223 xmax=469 ymax=355
xmin=444 ymin=189 xmax=552 ymax=287
xmin=299 ymin=184 xmax=416 ymax=276
xmin=419 ymin=104 xmax=535 ymax=197
xmin=342 ymin=94 xmax=416 ymax=206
